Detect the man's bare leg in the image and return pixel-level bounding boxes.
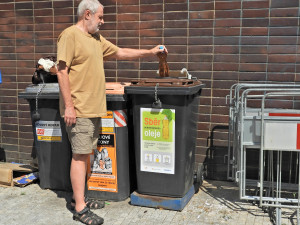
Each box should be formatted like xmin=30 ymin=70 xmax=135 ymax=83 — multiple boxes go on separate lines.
xmin=70 ymin=153 xmax=89 ymax=212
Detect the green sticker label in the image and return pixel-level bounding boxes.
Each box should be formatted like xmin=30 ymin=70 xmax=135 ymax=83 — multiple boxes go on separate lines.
xmin=140 ymin=108 xmax=175 ymax=174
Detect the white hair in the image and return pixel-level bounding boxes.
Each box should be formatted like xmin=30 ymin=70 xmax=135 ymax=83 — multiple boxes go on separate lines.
xmin=77 ymin=0 xmax=103 ymax=18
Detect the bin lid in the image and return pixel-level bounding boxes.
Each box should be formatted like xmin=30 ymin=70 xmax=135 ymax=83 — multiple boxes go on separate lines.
xmin=18 ymin=83 xmax=59 ymax=99
xmin=125 ymin=78 xmax=205 ymax=95
xmin=106 ymin=82 xmax=130 ymax=102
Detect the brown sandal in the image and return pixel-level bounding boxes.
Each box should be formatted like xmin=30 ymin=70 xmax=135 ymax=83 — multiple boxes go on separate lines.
xmin=86 ymin=198 xmax=105 ymax=209
xmin=70 ymin=197 xmax=105 ymax=210
xmin=73 ymin=206 xmax=104 ymax=225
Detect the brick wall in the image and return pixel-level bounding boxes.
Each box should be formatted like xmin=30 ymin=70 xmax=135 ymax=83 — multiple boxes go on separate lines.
xmin=0 ymin=0 xmax=299 ymax=180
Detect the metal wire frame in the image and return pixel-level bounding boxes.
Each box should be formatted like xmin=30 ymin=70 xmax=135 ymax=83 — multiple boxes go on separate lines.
xmin=227 ymin=83 xmax=300 ymax=182
xmin=260 ymin=92 xmax=300 ymax=224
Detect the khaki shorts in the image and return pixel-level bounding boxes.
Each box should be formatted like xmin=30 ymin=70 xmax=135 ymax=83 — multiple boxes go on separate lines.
xmin=66 ymin=118 xmax=100 ymax=154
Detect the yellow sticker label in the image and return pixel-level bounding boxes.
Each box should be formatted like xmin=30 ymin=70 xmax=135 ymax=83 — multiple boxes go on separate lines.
xmin=100 ymin=127 xmax=114 ymax=133
xmin=37 ymin=136 xmax=62 ymax=142
xmin=102 ymin=111 xmax=113 ymax=119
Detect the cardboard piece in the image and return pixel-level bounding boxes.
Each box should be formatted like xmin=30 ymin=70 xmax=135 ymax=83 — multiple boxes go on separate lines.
xmin=13 ymin=172 xmax=39 ymax=187
xmin=0 ymin=168 xmax=13 ymax=187
xmin=0 ymin=162 xmax=38 ymax=187
xmin=0 ymin=162 xmax=37 ymax=172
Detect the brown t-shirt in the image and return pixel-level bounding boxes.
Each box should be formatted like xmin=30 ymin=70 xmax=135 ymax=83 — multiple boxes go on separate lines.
xmin=57 ymin=25 xmax=119 ymax=118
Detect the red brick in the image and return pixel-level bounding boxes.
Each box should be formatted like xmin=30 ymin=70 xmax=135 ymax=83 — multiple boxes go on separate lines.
xmin=241 ymin=46 xmax=267 ymax=54
xmin=0 ymin=17 xmax=15 ymax=25
xmin=215 ymin=2 xmax=241 ymax=10
xmin=271 ymin=8 xmax=299 ymax=17
xmin=243 ymin=1 xmax=269 ymax=9
xmin=268 ymin=54 xmax=296 ymax=63
xmin=16 ymin=17 xmax=34 ymax=24
xmin=240 ymin=55 xmax=267 ymax=63
xmin=189 ymin=2 xmax=214 ymax=11
xmin=271 ymin=0 xmax=299 ymax=8
xmin=241 ymin=36 xmax=268 ymax=45
xmin=189 ymin=37 xmax=212 ymax=45
xmin=0 ymin=3 xmax=14 ymax=10
xmin=268 ymin=63 xmax=295 ymax=73
xmin=269 ymin=27 xmax=298 ymax=36
xmin=165 ymin=3 xmax=188 ymax=11
xmin=190 ymin=20 xmax=213 ymax=28
xmin=214 ymin=55 xmax=239 ymax=63
xmin=189 ymin=55 xmax=212 ymax=62
xmin=190 ymin=11 xmax=214 ymax=20
xmin=0 ymin=11 xmax=14 ymax=17
xmin=242 ymin=18 xmax=269 ymax=27
xmin=269 ymin=37 xmax=297 ymax=45
xmin=141 ymin=0 xmax=161 ymax=3
xmin=273 ymin=18 xmax=298 ymax=27
xmin=214 ymin=46 xmax=239 ymax=54
xmin=215 ymin=10 xmax=240 ymax=18
xmin=118 ymin=0 xmax=139 ymax=5
xmin=215 ymin=27 xmax=240 ymax=36
xmin=15 ymin=2 xmax=33 ymax=10
xmin=239 ymin=72 xmax=267 ymax=81
xmin=215 ymin=18 xmax=240 ymax=27
xmin=117 ymin=14 xmax=139 ymax=21
xmin=189 ymin=46 xmax=213 ymax=54
xmin=164 ymin=37 xmax=187 ymax=45
xmin=34 ymin=1 xmax=52 ymax=9
xmin=188 ymin=62 xmax=212 ymax=71
xmin=242 ymin=27 xmax=268 ymax=36
xmin=53 ymin=1 xmax=72 ymax=8
xmin=243 ymin=9 xmax=269 ymax=18
xmin=268 ymin=73 xmax=295 ymax=82
xmin=15 ymin=10 xmax=33 ymax=17
xmin=213 ymin=63 xmax=239 ymax=71
xmin=118 ymin=5 xmax=139 ymax=13
xmin=35 ymin=16 xmax=53 ymax=23
xmin=214 ymin=37 xmax=239 ymax=45
xmin=165 ymin=20 xmax=187 ymax=29
xmin=240 ymin=63 xmax=266 ymax=72
xmin=165 ymin=12 xmax=188 ymax=20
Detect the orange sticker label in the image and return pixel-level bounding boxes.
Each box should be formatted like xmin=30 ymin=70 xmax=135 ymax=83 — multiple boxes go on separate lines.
xmin=87 ymin=133 xmax=118 ymax=192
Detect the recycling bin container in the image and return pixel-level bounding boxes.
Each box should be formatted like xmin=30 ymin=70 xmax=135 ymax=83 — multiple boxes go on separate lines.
xmin=125 ymin=78 xmax=205 ymax=197
xmin=18 ymin=83 xmax=72 ymax=191
xmin=86 ymin=82 xmax=135 ymax=201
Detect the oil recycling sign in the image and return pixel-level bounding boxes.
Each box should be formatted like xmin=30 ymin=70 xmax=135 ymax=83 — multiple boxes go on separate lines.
xmin=140 ymin=108 xmax=175 ymax=174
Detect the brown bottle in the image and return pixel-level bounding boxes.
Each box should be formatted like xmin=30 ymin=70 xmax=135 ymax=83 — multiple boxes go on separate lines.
xmin=157 ymin=48 xmax=169 ymax=77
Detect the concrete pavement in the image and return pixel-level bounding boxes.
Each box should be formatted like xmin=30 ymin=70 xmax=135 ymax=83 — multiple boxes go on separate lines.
xmin=0 ymin=180 xmax=294 ymax=225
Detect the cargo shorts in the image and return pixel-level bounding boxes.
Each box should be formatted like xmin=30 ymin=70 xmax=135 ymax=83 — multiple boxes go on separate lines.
xmin=66 ymin=118 xmax=100 ymax=154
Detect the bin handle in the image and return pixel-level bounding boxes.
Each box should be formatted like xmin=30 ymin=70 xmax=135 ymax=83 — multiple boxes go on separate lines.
xmin=32 ymin=83 xmax=46 ymax=121
xmin=152 ymin=83 xmax=162 ymax=108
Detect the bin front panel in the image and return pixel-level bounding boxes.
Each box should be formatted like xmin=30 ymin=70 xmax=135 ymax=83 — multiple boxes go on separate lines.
xmin=130 ymin=92 xmax=200 ymax=197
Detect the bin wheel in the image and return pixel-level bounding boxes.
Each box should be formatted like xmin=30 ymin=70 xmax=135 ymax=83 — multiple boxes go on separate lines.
xmin=194 ymin=163 xmax=204 ymax=194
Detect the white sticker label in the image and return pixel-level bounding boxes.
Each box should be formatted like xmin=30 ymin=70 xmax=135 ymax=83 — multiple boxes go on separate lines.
xmin=35 ymin=121 xmax=62 ymax=142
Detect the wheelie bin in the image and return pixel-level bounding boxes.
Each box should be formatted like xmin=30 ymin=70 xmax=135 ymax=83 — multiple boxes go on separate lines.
xmin=125 ymin=78 xmax=205 ymax=197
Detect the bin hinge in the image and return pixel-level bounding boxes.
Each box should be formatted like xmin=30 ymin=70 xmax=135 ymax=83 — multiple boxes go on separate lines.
xmin=152 ymin=83 xmax=162 ymax=108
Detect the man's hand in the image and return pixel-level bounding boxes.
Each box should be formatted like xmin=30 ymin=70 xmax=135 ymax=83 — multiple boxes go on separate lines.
xmin=151 ymin=45 xmax=168 ymax=55
xmin=64 ymin=106 xmax=76 ymax=127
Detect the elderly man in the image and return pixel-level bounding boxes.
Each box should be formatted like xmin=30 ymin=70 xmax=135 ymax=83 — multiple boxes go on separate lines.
xmin=56 ymin=0 xmax=167 ymax=224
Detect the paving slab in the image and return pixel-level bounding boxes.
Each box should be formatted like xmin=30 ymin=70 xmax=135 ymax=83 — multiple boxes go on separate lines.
xmin=0 ymin=180 xmax=298 ymax=224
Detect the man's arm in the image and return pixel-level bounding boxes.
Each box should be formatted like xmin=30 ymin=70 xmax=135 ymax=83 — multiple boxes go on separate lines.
xmin=109 ymin=45 xmax=168 ymax=60
xmin=56 ymin=61 xmax=76 ymax=127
